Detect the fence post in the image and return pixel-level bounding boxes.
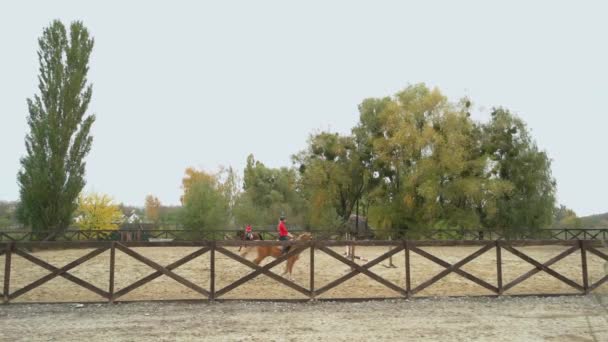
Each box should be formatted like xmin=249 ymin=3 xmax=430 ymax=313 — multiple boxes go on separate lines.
xmin=3 ymin=242 xmax=13 ymax=303
xmin=309 ymin=241 xmax=315 ymax=300
xmin=405 ymin=240 xmax=411 ymax=299
xmin=109 ymin=241 xmax=115 ymax=303
xmin=210 ymin=241 xmax=215 ymax=301
xmin=496 ymin=240 xmax=503 ymax=296
xmin=580 ymin=240 xmax=589 ymax=295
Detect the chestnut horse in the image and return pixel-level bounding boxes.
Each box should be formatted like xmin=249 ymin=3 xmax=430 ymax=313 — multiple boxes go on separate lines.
xmin=246 ymin=232 xmax=312 ymax=280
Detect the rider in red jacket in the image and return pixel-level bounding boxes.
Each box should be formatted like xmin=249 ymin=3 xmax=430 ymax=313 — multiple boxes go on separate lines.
xmin=277 ymin=215 xmax=290 ymax=254
xmin=245 ymin=224 xmax=253 ymax=240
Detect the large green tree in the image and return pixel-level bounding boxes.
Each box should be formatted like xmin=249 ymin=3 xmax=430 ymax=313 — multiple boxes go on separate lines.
xmin=235 ymin=154 xmax=306 ymax=227
xmin=294 ymin=132 xmax=368 ymax=230
xmin=482 ymin=108 xmax=556 ymax=235
xmin=355 ymin=84 xmax=512 ymax=237
xmin=17 ymin=20 xmax=95 ymax=238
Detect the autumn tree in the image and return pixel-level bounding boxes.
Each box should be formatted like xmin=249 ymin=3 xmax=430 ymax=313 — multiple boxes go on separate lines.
xmin=76 ymin=193 xmax=123 ymax=231
xmin=354 ymin=84 xmax=512 ymax=236
xmin=17 ymin=20 xmax=95 ymax=239
xmin=144 ymin=195 xmax=161 ymax=224
xmin=180 ymin=168 xmax=230 ymax=230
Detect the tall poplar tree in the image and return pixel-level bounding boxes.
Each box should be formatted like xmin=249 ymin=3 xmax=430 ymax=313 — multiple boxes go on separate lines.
xmin=17 ymin=20 xmax=95 ymax=238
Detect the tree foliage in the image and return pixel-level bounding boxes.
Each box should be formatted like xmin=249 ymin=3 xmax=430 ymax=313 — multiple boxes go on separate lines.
xmin=180 ymin=168 xmax=230 ymax=230
xmin=300 ymin=83 xmax=556 ymax=237
xmin=17 ymin=20 xmax=95 ymax=237
xmin=481 ymin=108 xmax=556 ymax=234
xmin=294 ymin=132 xmax=368 ymax=230
xmin=76 ymin=192 xmax=123 ymax=231
xmin=144 ymin=195 xmax=161 ymax=223
xmin=235 ymin=154 xmax=306 ymax=227
xmin=350 ymin=85 xmax=511 ymax=236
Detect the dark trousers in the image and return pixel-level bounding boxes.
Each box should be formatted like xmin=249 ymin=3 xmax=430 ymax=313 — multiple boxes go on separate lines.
xmin=279 ymin=235 xmax=290 ymax=254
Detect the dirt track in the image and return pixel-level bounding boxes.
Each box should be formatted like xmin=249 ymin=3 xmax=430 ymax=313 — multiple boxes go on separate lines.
xmin=1 ymin=296 xmax=608 ymax=341
xmin=1 ymin=245 xmax=607 ymax=302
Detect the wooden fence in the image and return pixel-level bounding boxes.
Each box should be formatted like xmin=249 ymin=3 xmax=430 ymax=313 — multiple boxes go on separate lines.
xmin=2 ymin=228 xmax=608 ymax=242
xmin=1 ymin=239 xmax=607 ymax=304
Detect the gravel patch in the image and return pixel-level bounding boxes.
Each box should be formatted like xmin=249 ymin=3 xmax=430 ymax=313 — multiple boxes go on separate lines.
xmin=1 ymin=296 xmax=608 ymax=341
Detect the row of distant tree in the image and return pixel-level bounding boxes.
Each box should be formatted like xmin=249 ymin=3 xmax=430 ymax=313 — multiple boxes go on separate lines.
xmin=13 ymin=20 xmax=603 ymax=238
xmin=170 ymin=84 xmax=595 ymax=237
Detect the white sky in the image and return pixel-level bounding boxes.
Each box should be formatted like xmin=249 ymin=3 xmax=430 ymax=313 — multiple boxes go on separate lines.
xmin=1 ymin=1 xmax=606 ymax=216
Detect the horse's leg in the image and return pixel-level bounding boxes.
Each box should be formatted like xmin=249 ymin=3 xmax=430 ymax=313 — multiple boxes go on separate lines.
xmin=253 ymin=250 xmax=266 ymax=265
xmin=281 ymin=258 xmax=290 ymax=276
xmin=284 ymin=257 xmax=296 ymax=280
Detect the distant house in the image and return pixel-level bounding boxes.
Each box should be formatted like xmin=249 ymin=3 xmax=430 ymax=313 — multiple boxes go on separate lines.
xmin=126 ymin=210 xmax=141 ymax=224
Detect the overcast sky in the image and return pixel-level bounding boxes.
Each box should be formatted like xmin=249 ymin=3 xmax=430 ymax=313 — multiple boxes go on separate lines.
xmin=1 ymin=1 xmax=606 ymax=216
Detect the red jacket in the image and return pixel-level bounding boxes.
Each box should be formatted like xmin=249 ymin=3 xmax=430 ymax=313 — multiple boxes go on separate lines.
xmin=278 ymin=221 xmax=288 ymax=237
xmin=246 ymin=225 xmax=252 ymax=233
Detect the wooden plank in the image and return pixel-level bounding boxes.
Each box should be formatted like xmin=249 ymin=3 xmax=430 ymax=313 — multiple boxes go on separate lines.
xmin=115 ymin=243 xmax=209 ymax=297
xmin=120 ymin=241 xmax=211 ymax=248
xmin=580 ymin=240 xmax=589 ymax=295
xmin=314 ymin=245 xmax=405 ymax=297
xmin=113 ymin=247 xmax=210 ymax=299
xmin=405 ymin=241 xmax=411 ymax=299
xmin=496 ymin=241 xmax=503 ymax=295
xmin=588 ymin=275 xmax=608 ymax=292
xmin=502 ymin=245 xmax=583 ymax=292
xmin=10 ymin=247 xmax=110 ymax=300
xmin=310 ymin=242 xmax=315 ymax=299
xmin=218 ymin=240 xmax=315 ymax=248
xmin=316 ymin=240 xmax=403 ymax=247
xmin=109 ymin=242 xmax=115 ymax=303
xmin=210 ymin=242 xmax=215 ymax=301
xmin=12 ymin=241 xmax=108 ymax=249
xmin=502 ymin=245 xmax=580 ymax=292
xmin=410 ymin=243 xmax=497 ymax=295
xmin=214 ymin=245 xmax=311 ymax=298
xmin=3 ymin=243 xmax=12 ymax=302
xmin=586 ymin=246 xmax=608 ymax=261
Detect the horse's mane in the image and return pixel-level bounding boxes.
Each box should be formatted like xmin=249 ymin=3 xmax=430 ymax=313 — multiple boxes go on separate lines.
xmin=295 ymin=232 xmax=312 ymax=240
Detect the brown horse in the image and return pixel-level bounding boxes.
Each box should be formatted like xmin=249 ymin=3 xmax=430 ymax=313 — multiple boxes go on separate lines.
xmin=249 ymin=232 xmax=312 ymax=280
xmin=237 ymin=231 xmax=263 ymax=252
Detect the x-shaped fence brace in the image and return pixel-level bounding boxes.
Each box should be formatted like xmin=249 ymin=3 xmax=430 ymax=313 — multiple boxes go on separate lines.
xmin=585 ymin=245 xmax=608 ymax=292
xmin=2 ymin=239 xmax=607 ymax=303
xmin=409 ymin=243 xmax=498 ymax=295
xmin=314 ymin=244 xmax=406 ymax=297
xmin=113 ymin=243 xmax=210 ymax=299
xmin=8 ymin=246 xmax=110 ymax=301
xmin=501 ymin=243 xmax=583 ymax=292
xmin=214 ymin=244 xmax=311 ymax=298
xmin=112 ymin=245 xmax=211 ymax=300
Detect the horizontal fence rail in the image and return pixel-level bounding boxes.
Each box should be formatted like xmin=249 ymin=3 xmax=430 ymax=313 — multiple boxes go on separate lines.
xmin=1 ymin=239 xmax=607 ymax=304
xmin=1 ymin=228 xmax=608 ymax=242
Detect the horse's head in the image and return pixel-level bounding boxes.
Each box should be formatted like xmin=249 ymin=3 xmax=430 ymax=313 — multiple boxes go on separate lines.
xmin=296 ymin=232 xmax=312 ymax=241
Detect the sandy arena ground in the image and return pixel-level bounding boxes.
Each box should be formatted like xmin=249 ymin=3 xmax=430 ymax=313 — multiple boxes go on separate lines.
xmin=1 ymin=245 xmax=607 ymax=302
xmin=1 ymin=296 xmax=608 ymax=341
